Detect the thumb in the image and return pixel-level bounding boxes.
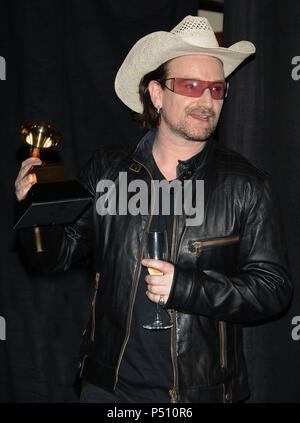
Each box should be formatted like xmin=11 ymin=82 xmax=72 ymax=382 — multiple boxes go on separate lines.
xmin=141 ymin=259 xmax=171 ymax=273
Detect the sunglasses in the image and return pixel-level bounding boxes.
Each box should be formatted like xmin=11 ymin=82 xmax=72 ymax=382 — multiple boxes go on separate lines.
xmin=160 ymin=78 xmax=228 ymax=100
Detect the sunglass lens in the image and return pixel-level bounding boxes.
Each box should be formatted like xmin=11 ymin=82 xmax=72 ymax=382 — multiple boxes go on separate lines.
xmin=173 ymin=79 xmax=226 ymax=99
xmin=174 ymin=79 xmax=203 ymax=97
xmin=210 ymin=83 xmax=225 ymax=100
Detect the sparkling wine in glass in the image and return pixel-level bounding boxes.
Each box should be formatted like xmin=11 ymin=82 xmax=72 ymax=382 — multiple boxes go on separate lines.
xmin=143 ymin=230 xmax=173 ymax=330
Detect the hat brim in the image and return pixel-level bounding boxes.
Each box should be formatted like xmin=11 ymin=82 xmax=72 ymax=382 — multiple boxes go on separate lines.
xmin=114 ymin=31 xmax=255 ymax=113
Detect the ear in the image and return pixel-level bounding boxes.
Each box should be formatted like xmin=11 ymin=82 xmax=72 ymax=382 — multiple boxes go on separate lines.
xmin=148 ymin=80 xmax=163 ymax=109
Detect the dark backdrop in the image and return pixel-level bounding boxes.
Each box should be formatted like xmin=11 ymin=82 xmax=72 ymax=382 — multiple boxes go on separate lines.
xmin=0 ymin=0 xmax=299 ymax=403
xmin=220 ymin=0 xmax=300 ymax=402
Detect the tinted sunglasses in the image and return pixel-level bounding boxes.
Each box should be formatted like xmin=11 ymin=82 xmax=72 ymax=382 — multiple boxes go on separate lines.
xmin=160 ymin=78 xmax=228 ymax=100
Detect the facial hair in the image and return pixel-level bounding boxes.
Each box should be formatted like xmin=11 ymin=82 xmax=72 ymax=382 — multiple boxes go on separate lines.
xmin=161 ymin=106 xmax=219 ymax=142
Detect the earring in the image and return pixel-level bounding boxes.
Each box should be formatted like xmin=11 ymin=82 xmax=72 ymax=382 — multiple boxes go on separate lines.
xmin=156 ymin=106 xmax=161 ymax=114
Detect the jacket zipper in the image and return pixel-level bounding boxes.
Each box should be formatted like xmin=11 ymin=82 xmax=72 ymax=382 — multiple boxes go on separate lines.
xmin=91 ymin=272 xmax=100 ymax=341
xmin=193 ymin=237 xmax=234 ymax=370
xmin=168 ymin=215 xmax=178 ymax=403
xmin=114 ymin=159 xmax=154 ymax=388
xmin=219 ymin=321 xmax=227 ymax=369
xmin=193 ymin=235 xmax=240 ymax=258
xmin=168 ymin=170 xmax=179 ymax=404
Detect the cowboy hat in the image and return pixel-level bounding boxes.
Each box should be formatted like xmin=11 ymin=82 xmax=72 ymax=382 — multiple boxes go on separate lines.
xmin=114 ymin=15 xmax=255 ymax=113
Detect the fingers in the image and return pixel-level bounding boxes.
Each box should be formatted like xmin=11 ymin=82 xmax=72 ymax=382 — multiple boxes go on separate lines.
xmin=15 ymin=174 xmax=36 ymax=201
xmin=142 ymin=259 xmax=172 ymax=274
xmin=145 ymin=273 xmax=167 ymax=286
xmin=145 ymin=277 xmax=169 ymax=295
xmin=19 ymin=157 xmax=42 ymax=179
xmin=144 ymin=261 xmax=175 ymax=304
xmin=146 ymin=285 xmax=169 ymax=304
xmin=15 ymin=157 xmax=42 ymax=201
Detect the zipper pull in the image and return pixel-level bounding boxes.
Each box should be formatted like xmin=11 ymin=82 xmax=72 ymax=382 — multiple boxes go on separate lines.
xmin=193 ymin=241 xmax=203 ymax=258
xmin=92 ymin=273 xmax=100 ymax=310
xmin=169 ymin=389 xmax=177 ymax=403
xmin=95 ymin=272 xmax=100 ymax=290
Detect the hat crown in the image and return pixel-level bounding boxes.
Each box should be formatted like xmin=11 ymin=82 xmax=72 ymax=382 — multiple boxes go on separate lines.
xmin=115 ymin=15 xmax=255 ymax=113
xmin=170 ymin=15 xmax=219 ymax=48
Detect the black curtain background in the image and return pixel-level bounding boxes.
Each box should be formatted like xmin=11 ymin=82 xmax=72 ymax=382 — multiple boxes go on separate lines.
xmin=0 ymin=0 xmax=299 ymax=403
xmin=220 ymin=0 xmax=300 ymax=402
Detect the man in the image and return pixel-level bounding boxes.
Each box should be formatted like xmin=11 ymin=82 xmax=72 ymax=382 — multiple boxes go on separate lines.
xmin=15 ymin=16 xmax=292 ymax=403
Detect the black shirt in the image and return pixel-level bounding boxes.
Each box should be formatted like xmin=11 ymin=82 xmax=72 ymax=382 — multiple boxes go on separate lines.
xmin=117 ymin=155 xmax=174 ymax=402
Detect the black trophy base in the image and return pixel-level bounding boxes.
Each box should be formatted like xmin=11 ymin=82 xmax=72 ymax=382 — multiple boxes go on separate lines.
xmin=14 ymin=180 xmax=93 ymax=229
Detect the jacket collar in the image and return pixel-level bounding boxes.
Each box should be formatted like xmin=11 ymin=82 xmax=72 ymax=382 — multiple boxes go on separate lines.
xmin=132 ymin=129 xmax=215 ymax=179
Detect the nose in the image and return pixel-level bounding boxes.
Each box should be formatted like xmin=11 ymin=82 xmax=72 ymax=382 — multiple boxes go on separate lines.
xmin=198 ymin=87 xmax=213 ymax=107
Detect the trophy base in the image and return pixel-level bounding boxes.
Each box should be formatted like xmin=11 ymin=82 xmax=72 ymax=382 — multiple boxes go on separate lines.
xmin=14 ymin=180 xmax=93 ymax=229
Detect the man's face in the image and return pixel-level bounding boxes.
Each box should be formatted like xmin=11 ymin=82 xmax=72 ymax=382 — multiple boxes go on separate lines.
xmin=155 ymin=55 xmax=225 ymax=142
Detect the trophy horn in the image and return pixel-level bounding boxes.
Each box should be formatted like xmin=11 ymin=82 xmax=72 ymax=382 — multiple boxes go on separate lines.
xmin=18 ymin=121 xmax=62 ymax=158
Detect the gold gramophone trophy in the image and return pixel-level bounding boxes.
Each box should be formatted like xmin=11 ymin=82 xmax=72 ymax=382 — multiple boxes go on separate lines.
xmin=14 ymin=121 xmax=92 ymax=235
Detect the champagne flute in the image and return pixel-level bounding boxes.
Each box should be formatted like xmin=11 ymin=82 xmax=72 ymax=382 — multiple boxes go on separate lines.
xmin=143 ymin=230 xmax=173 ymax=330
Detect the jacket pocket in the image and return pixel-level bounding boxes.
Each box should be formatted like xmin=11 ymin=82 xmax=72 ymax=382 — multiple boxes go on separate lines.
xmin=192 ymin=235 xmax=240 ymax=258
xmin=91 ymin=272 xmax=100 ymax=341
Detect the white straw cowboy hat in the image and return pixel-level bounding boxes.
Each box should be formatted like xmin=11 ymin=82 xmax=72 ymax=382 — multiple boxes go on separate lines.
xmin=115 ymin=15 xmax=255 ymax=113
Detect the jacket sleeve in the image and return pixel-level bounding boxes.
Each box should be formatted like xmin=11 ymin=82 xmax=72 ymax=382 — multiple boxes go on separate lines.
xmin=17 ymin=151 xmax=100 ymax=274
xmin=165 ymin=176 xmax=293 ymax=323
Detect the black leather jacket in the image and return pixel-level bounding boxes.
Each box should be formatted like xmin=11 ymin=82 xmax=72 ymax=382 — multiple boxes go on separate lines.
xmin=21 ymin=130 xmax=292 ymax=403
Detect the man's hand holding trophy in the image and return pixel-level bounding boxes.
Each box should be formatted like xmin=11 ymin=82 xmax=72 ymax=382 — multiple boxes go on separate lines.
xmin=14 ymin=121 xmax=92 ymax=250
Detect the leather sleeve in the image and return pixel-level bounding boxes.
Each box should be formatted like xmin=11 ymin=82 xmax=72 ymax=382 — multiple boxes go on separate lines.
xmin=17 ymin=152 xmax=100 ymax=274
xmin=166 ymin=177 xmax=293 ymax=323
